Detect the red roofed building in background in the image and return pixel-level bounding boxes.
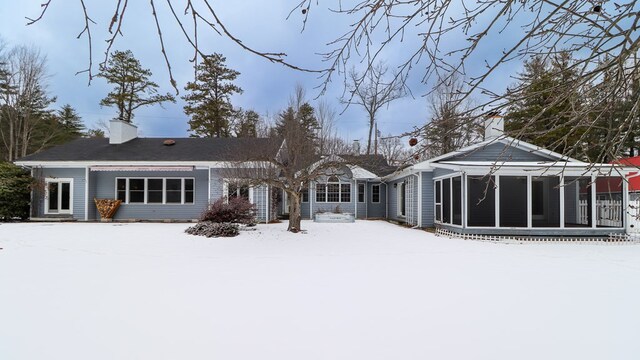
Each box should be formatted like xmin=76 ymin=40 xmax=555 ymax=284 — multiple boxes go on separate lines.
xmin=614 ymin=156 xmax=640 ymax=192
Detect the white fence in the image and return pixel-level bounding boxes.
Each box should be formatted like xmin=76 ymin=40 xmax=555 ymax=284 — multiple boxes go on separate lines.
xmin=578 ymin=200 xmax=623 ymax=227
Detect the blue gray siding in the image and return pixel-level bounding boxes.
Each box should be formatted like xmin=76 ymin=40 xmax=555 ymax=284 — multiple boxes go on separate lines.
xmin=421 ymin=171 xmax=434 ymax=227
xmin=433 ymin=168 xmax=454 ymax=179
xmin=366 ymin=182 xmax=386 ymax=218
xmin=37 ymin=168 xmax=86 ymax=220
xmin=445 ymin=142 xmax=553 ymax=162
xmin=93 ymin=169 xmax=209 ymax=220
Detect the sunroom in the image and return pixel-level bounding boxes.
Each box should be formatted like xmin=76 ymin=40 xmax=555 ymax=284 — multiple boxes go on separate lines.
xmin=432 ymin=163 xmax=632 ymax=236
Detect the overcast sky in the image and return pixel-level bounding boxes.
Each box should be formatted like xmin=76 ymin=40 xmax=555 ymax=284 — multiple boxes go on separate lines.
xmin=0 ymin=1 xmax=522 ymax=142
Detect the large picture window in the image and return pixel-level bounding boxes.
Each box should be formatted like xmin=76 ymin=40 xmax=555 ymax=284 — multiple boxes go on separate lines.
xmin=316 ymin=176 xmax=351 ymax=203
xmin=115 ymin=178 xmax=195 ymax=205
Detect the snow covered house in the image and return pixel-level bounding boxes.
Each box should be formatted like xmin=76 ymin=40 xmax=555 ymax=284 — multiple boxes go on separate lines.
xmin=14 ymin=120 xmax=284 ymax=222
xmin=14 ymin=117 xmax=637 ymax=236
xmin=382 ymin=115 xmax=635 ymax=236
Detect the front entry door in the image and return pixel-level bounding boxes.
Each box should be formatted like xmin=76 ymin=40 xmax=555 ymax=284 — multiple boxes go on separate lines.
xmin=45 ymin=179 xmax=73 ymax=215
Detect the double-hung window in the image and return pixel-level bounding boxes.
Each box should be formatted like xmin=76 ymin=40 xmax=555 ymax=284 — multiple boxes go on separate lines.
xmin=371 ymin=184 xmax=380 ymax=203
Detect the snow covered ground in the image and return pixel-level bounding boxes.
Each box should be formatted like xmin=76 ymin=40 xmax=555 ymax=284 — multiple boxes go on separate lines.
xmin=1 ymin=220 xmax=640 ymax=360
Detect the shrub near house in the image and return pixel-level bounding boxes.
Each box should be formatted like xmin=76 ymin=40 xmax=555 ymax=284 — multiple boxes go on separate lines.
xmin=0 ymin=162 xmax=33 ymax=221
xmin=186 ymin=197 xmax=257 ymax=238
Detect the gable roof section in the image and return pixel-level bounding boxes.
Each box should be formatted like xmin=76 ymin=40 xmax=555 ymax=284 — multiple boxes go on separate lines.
xmin=417 ymin=136 xmax=583 ymax=168
xmin=16 ymin=137 xmax=283 ymax=163
xmin=339 ymin=154 xmax=397 ymax=177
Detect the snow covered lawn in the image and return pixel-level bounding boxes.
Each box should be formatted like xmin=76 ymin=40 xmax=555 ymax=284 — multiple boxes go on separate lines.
xmin=1 ymin=221 xmax=640 ymax=360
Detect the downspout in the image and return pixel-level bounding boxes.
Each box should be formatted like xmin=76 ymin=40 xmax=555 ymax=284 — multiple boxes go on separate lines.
xmin=29 ymin=167 xmax=34 ymax=219
xmin=385 ymin=182 xmax=389 ymax=219
xmin=85 ymin=166 xmax=90 ymax=221
xmin=354 ymin=180 xmax=358 ymax=220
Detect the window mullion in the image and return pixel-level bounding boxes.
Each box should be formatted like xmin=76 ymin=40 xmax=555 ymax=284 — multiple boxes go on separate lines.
xmin=163 ymin=178 xmax=167 ymax=204
xmin=181 ymin=178 xmax=185 ymax=205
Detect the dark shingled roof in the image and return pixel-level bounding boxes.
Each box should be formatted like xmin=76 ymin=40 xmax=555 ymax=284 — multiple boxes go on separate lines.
xmin=340 ymin=154 xmax=397 ymax=177
xmin=17 ymin=137 xmax=283 ymax=162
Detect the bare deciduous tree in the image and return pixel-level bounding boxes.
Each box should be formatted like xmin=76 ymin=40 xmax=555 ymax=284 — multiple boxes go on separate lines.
xmin=377 ymin=134 xmax=409 ymax=166
xmin=343 ymin=63 xmax=406 ymax=155
xmin=423 ymin=75 xmax=480 ymax=158
xmin=0 ymin=45 xmax=56 ymax=161
xmin=29 ymin=1 xmax=640 ymax=163
xmin=224 ymin=106 xmax=344 ymax=233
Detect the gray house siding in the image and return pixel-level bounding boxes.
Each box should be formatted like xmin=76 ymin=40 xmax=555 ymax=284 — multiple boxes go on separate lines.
xmin=366 ymin=182 xmax=386 ymax=218
xmin=301 ymin=193 xmax=311 ymax=220
xmin=433 ymin=168 xmax=454 ymax=179
xmin=445 ymin=142 xmax=553 ymax=162
xmin=93 ymin=169 xmax=209 ymax=220
xmin=87 ymin=171 xmax=98 ymax=220
xmin=421 ymin=171 xmax=434 ymax=227
xmin=37 ymin=167 xmax=86 ymax=220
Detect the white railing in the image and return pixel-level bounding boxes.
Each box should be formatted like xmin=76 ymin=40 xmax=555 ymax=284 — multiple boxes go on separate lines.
xmin=435 ymin=228 xmax=639 ymax=244
xmin=578 ymin=200 xmax=623 ymax=227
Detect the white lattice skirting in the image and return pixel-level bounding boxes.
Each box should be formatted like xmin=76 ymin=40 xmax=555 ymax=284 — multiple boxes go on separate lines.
xmin=435 ymin=228 xmax=640 ymax=244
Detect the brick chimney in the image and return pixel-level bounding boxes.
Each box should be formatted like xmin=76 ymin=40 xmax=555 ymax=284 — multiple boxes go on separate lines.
xmin=109 ymin=120 xmax=138 ymax=144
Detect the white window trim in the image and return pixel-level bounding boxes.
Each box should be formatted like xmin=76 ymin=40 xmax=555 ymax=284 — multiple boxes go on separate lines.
xmin=371 ymin=184 xmax=381 ymax=203
xmin=458 ymin=173 xmax=626 ymax=231
xmin=115 ymin=177 xmax=195 ymax=205
xmin=44 ymin=178 xmax=74 ymax=215
xmin=433 ymin=173 xmax=464 ymax=228
xmin=223 ymin=179 xmax=254 ymax=204
xmin=315 ymin=177 xmax=351 ymax=203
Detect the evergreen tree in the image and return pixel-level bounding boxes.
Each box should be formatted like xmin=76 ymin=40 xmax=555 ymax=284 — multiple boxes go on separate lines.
xmin=504 ymin=52 xmax=585 ymax=155
xmin=0 ymin=161 xmax=33 ymax=220
xmin=55 ymin=104 xmax=84 ymax=142
xmin=98 ymin=50 xmax=175 ymax=123
xmin=234 ymin=109 xmax=260 ymax=137
xmin=275 ymin=102 xmax=319 ymax=146
xmin=183 ymin=53 xmax=242 ymax=138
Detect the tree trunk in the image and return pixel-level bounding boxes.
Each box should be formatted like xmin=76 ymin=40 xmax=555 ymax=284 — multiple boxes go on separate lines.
xmin=366 ymin=116 xmax=374 ymax=155
xmin=287 ymin=191 xmax=302 ymax=233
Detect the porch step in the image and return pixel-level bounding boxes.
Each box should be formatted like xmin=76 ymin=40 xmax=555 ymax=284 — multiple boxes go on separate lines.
xmin=29 ymin=217 xmax=77 ymax=222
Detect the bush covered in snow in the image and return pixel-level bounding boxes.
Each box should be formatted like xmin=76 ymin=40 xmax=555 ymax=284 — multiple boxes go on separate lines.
xmin=201 ymin=197 xmax=256 ymax=224
xmin=185 ymin=222 xmax=239 ymax=238
xmin=0 ymin=162 xmax=33 ymax=221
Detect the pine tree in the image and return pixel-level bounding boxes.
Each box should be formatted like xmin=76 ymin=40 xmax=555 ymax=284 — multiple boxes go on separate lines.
xmin=98 ymin=50 xmax=175 ymax=123
xmin=234 ymin=109 xmax=260 ymax=137
xmin=53 ymin=104 xmax=84 ymax=144
xmin=275 ymin=103 xmax=319 ymax=145
xmin=183 ymin=53 xmax=242 ymax=138
xmin=504 ymin=52 xmax=585 ymax=155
